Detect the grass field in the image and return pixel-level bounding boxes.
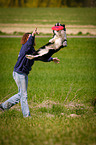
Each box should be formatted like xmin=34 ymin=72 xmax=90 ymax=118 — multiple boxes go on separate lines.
xmin=0 ymin=8 xmax=96 ymax=35
xmin=0 ymin=37 xmax=96 ymax=145
xmin=0 ymin=8 xmax=96 ymax=25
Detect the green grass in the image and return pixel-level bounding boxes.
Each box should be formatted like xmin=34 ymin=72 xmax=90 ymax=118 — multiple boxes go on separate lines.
xmin=0 ymin=7 xmax=96 ymax=25
xmin=0 ymin=37 xmax=96 ymax=145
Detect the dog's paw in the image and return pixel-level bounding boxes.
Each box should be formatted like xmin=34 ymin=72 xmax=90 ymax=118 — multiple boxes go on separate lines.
xmin=62 ymin=41 xmax=67 ymax=47
xmin=26 ymin=55 xmax=34 ymax=59
xmin=49 ymin=38 xmax=54 ymax=43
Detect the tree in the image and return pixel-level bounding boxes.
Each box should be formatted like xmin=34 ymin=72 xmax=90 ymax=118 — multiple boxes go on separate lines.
xmin=6 ymin=0 xmax=26 ymax=7
xmin=0 ymin=0 xmax=96 ymax=7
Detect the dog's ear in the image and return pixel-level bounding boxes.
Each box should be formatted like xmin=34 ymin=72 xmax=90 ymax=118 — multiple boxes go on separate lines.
xmin=61 ymin=24 xmax=66 ymax=31
xmin=55 ymin=22 xmax=61 ymax=26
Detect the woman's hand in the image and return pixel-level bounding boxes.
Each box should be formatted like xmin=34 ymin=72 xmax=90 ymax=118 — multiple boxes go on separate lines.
xmin=32 ymin=28 xmax=39 ymax=36
xmin=53 ymin=57 xmax=60 ymax=64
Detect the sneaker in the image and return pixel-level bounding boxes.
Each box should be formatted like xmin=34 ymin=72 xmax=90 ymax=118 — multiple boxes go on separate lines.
xmin=0 ymin=104 xmax=4 ymax=111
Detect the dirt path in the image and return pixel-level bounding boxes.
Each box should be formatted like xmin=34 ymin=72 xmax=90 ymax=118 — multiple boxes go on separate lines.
xmin=0 ymin=35 xmax=96 ymax=38
xmin=0 ymin=24 xmax=96 ymax=35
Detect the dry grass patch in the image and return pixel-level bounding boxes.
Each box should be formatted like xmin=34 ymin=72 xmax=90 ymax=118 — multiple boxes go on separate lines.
xmin=0 ymin=24 xmax=96 ymax=34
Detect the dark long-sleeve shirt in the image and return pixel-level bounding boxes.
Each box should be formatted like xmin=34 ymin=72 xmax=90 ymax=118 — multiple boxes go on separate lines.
xmin=14 ymin=35 xmax=53 ymax=75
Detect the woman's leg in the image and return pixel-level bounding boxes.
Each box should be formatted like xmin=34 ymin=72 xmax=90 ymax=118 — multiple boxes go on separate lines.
xmin=1 ymin=72 xmax=30 ymax=117
xmin=19 ymin=74 xmax=30 ymax=117
xmin=2 ymin=72 xmax=21 ymax=109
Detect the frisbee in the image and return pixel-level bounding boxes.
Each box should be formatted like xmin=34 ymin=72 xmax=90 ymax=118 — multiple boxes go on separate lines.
xmin=52 ymin=26 xmax=64 ymax=31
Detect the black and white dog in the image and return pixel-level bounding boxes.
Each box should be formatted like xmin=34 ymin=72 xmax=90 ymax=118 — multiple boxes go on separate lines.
xmin=26 ymin=23 xmax=67 ymax=61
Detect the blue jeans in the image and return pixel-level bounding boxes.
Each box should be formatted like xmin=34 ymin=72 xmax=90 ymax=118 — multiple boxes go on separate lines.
xmin=2 ymin=71 xmax=30 ymax=117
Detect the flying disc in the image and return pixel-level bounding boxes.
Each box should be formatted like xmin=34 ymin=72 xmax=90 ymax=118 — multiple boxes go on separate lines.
xmin=52 ymin=26 xmax=64 ymax=31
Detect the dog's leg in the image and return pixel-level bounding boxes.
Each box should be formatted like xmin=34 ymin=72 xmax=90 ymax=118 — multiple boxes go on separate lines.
xmin=62 ymin=25 xmax=67 ymax=47
xmin=49 ymin=37 xmax=55 ymax=43
xmin=26 ymin=42 xmax=54 ymax=60
xmin=62 ymin=31 xmax=67 ymax=47
xmin=26 ymin=55 xmax=35 ymax=59
xmin=26 ymin=53 xmax=45 ymax=59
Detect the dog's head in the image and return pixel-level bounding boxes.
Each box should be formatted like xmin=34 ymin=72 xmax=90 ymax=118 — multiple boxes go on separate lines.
xmin=54 ymin=22 xmax=65 ymax=30
xmin=53 ymin=23 xmax=65 ymax=38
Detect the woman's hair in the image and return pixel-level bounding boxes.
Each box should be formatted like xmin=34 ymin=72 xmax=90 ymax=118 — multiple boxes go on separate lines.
xmin=21 ymin=33 xmax=31 ymax=44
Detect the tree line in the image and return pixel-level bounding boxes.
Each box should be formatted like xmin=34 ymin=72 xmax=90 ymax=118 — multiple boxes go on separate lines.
xmin=0 ymin=0 xmax=96 ymax=7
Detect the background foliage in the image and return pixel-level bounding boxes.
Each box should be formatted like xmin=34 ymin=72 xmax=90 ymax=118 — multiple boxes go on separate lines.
xmin=0 ymin=0 xmax=96 ymax=8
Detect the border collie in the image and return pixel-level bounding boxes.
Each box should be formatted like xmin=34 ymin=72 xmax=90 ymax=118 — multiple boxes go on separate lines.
xmin=26 ymin=23 xmax=67 ymax=61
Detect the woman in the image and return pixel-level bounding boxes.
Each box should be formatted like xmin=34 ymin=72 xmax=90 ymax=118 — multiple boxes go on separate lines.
xmin=0 ymin=28 xmax=60 ymax=118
